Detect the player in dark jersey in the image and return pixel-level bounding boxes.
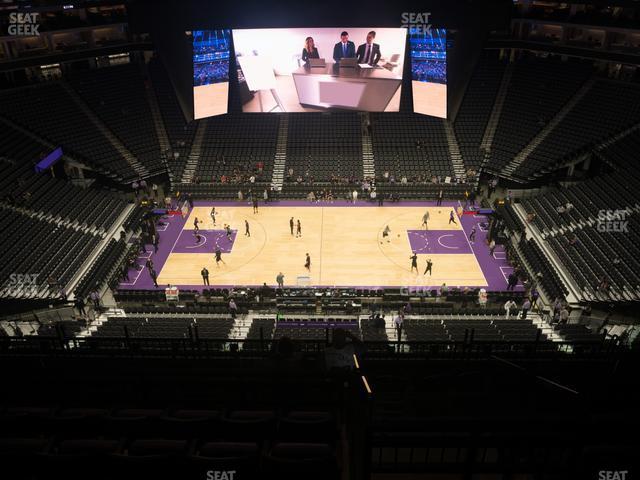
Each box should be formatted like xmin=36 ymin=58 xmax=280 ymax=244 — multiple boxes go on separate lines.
xmin=215 ymin=247 xmax=225 ymax=267
xmin=424 ymin=258 xmax=433 ymax=276
xmin=410 ymin=253 xmax=418 ymax=273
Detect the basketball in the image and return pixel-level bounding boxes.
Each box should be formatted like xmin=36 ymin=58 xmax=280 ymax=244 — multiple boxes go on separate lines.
xmin=397 ymin=234 xmax=400 ymax=237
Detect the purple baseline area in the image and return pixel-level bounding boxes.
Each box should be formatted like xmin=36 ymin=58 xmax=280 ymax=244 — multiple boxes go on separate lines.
xmin=407 ymin=230 xmax=472 ymax=255
xmin=173 ymin=229 xmax=237 ymax=254
xmin=119 ymin=212 xmax=187 ymax=290
xmin=118 ymin=202 xmax=520 ymax=292
xmin=459 ymin=212 xmax=525 ymax=293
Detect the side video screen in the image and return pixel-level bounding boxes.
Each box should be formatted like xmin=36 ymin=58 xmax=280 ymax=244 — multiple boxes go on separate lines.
xmin=410 ymin=28 xmax=447 ymax=119
xmin=193 ymin=29 xmax=231 ymax=119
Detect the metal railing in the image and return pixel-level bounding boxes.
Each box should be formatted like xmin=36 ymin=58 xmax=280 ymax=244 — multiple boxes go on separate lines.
xmin=0 ymin=333 xmax=627 ymax=360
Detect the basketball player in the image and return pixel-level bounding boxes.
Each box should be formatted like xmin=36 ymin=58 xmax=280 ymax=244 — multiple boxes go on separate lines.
xmin=424 ymin=258 xmax=433 ymax=276
xmin=296 ymin=219 xmax=302 ymax=238
xmin=382 ymin=225 xmax=391 ymax=242
xmin=194 ymin=217 xmax=200 ymax=232
xmin=469 ymin=226 xmax=476 ymax=242
xmin=210 ymin=207 xmax=216 ymax=226
xmin=289 ymin=217 xmax=294 ymax=236
xmin=245 ymin=219 xmax=250 ymax=237
xmin=252 ymin=197 xmax=259 ymax=214
xmin=422 ymin=211 xmax=430 ymax=230
xmin=225 ymin=224 xmax=233 ymax=242
xmin=194 ymin=231 xmax=202 ymax=244
xmin=215 ymin=247 xmax=225 ymax=267
xmin=449 ymin=210 xmax=457 ymax=225
xmin=410 ymin=253 xmax=418 ymax=273
xmin=304 ymin=253 xmax=311 ymax=271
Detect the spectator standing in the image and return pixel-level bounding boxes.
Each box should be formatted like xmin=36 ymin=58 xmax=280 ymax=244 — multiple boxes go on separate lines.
xmin=504 ymin=299 xmax=517 ymax=318
xmin=229 ymin=298 xmax=238 ymax=319
xmin=201 ymin=267 xmax=210 ymax=286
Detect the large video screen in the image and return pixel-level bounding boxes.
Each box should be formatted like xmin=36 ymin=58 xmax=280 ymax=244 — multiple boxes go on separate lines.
xmin=410 ymin=28 xmax=447 ymax=119
xmin=232 ymin=28 xmax=407 ymax=112
xmin=192 ymin=29 xmax=231 ymax=119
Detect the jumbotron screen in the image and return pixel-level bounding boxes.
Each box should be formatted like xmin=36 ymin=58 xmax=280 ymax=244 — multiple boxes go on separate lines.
xmin=192 ymin=29 xmax=231 ymax=119
xmin=232 ymin=27 xmax=407 ymax=112
xmin=410 ymin=28 xmax=447 ymax=119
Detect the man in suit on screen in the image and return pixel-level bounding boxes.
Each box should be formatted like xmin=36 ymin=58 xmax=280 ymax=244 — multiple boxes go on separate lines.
xmin=333 ymin=31 xmax=356 ymax=63
xmin=356 ymin=31 xmax=381 ymax=65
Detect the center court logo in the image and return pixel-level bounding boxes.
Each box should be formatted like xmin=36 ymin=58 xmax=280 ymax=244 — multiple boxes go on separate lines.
xmin=7 ymin=12 xmax=40 ymax=36
xmin=596 ymin=209 xmax=629 ymax=233
xmin=401 ymin=12 xmax=432 ymax=35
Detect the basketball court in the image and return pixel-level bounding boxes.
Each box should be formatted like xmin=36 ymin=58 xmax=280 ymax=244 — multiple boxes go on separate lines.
xmin=120 ymin=201 xmax=522 ymax=292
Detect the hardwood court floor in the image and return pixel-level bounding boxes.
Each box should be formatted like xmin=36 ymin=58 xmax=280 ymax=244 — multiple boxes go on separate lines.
xmin=158 ymin=205 xmax=487 ymax=288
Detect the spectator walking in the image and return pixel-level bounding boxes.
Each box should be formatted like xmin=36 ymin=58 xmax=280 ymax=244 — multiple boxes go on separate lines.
xmin=521 ymin=298 xmax=531 ymax=319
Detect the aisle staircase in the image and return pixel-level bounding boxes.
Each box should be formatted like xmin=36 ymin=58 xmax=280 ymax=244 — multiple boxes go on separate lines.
xmin=144 ymin=78 xmax=172 ymax=177
xmin=271 ymin=114 xmax=289 ymax=191
xmin=61 ymin=81 xmax=149 ymax=180
xmin=480 ymin=63 xmax=513 ymax=165
xmin=503 ymin=77 xmax=596 ymax=179
xmin=181 ymin=118 xmax=208 ymax=184
xmin=361 ymin=113 xmax=375 ymax=179
xmin=444 ymin=120 xmax=465 ymax=181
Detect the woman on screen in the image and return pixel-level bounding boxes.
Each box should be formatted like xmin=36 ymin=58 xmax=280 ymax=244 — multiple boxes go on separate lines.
xmin=302 ymin=37 xmax=319 ymax=64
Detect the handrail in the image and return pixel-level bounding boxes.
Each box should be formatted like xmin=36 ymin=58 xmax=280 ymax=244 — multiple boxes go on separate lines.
xmin=0 ymin=335 xmax=628 ymax=359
